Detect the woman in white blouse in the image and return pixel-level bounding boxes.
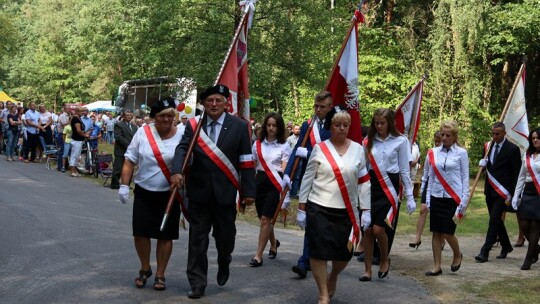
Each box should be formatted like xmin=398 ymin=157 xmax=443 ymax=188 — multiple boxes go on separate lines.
xmin=118 ymin=99 xmax=181 ymax=290
xmin=425 ymin=121 xmax=468 ymax=276
xmin=249 ymin=112 xmax=291 ymax=267
xmin=361 ymin=108 xmax=414 ymax=282
xmin=511 ymin=127 xmax=540 ymax=270
xmin=38 ymin=103 xmax=54 ymax=151
xmin=299 ymin=106 xmax=369 ymax=304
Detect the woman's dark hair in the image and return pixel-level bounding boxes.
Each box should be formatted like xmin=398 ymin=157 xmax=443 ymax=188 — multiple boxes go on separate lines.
xmin=260 ymin=112 xmax=286 ymax=144
xmin=366 ymin=108 xmax=401 ymax=154
xmin=526 ymin=127 xmax=540 ymax=156
xmin=323 ymin=104 xmax=349 ymax=130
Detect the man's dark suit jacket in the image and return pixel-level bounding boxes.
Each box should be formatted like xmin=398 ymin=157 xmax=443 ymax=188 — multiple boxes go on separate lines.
xmin=484 ymin=139 xmax=522 ymax=198
xmin=113 ymin=121 xmax=138 ymax=157
xmin=172 ymin=113 xmax=256 ymax=205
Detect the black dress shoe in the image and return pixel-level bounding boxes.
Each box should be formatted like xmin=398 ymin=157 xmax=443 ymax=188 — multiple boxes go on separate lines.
xmin=110 ymin=185 xmax=120 ymax=189
xmin=474 ymin=254 xmax=488 ymax=263
xmin=451 ymin=253 xmax=463 ymax=272
xmin=521 ymin=259 xmax=532 ymax=270
xmin=359 ymin=275 xmax=372 ymax=282
xmin=496 ymin=247 xmax=513 ymax=259
xmin=378 ymin=258 xmax=391 ymax=279
xmin=425 ymin=269 xmax=442 ymax=276
xmin=356 ymin=252 xmax=365 ymax=262
xmin=187 ymin=289 xmax=205 ymax=299
xmin=217 ymin=264 xmax=230 ymax=286
xmin=268 ymin=240 xmax=280 ymax=259
xmin=249 ymin=258 xmax=263 ymax=267
xmin=292 ymin=264 xmax=307 ymax=278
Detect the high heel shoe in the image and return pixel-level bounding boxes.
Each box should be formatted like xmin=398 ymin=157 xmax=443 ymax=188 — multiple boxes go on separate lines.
xmin=408 ymin=241 xmax=422 ymax=250
xmin=514 ymin=239 xmax=525 ymax=247
xmin=378 ymin=258 xmax=391 ymax=279
xmin=451 ymin=252 xmax=463 ymax=272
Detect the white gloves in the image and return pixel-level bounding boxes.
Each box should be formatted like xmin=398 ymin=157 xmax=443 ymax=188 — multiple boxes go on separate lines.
xmin=282 ymin=192 xmax=291 ymax=210
xmin=296 ymin=147 xmax=308 ymax=159
xmin=406 ymin=196 xmax=416 ymax=215
xmin=281 ymin=174 xmax=291 ymax=189
xmin=297 ymin=209 xmax=306 ymax=229
xmin=118 ymin=185 xmax=130 ymax=204
xmin=512 ymin=197 xmax=521 ymax=210
xmin=478 ymin=159 xmax=488 ymax=167
xmin=361 ymin=210 xmax=371 ymax=229
xmin=456 ymin=203 xmax=467 ymax=217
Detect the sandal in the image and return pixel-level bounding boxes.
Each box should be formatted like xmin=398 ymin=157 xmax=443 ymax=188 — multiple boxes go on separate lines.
xmin=153 ymin=277 xmax=166 ymax=291
xmin=135 ymin=268 xmax=152 ymax=288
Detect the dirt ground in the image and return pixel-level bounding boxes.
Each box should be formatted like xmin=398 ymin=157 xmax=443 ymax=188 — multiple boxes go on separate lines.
xmin=389 ymin=234 xmax=539 ymax=303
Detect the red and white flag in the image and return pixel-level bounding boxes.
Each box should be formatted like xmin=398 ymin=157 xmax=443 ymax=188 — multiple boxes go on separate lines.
xmin=502 ymin=64 xmax=529 ymax=153
xmin=395 ymin=77 xmax=425 ymax=144
xmin=215 ymin=1 xmax=254 ymax=121
xmin=325 ymin=9 xmax=365 ymax=144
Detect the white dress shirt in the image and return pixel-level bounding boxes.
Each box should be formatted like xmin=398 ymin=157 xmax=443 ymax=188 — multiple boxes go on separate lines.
xmin=124 ymin=126 xmax=183 ymax=191
xmin=252 ymin=138 xmax=291 ymax=173
xmin=514 ymin=153 xmax=540 ymax=197
xmin=206 ymin=112 xmax=226 ymax=142
xmin=299 ymin=140 xmax=369 ymax=209
xmin=368 ymin=134 xmax=414 ymax=198
xmin=426 ymin=144 xmax=470 ymax=205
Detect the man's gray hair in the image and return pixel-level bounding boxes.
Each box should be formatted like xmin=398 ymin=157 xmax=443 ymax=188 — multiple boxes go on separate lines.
xmin=492 ymin=121 xmax=505 ymax=130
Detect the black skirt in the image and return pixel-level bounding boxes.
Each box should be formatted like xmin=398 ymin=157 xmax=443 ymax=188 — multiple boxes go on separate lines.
xmin=429 ymin=196 xmax=458 ymax=234
xmin=370 ymin=171 xmax=400 ymax=228
xmin=132 ymin=184 xmax=180 ymax=240
xmin=306 ymin=201 xmax=353 ymax=262
xmin=517 ymin=183 xmax=540 ymax=221
xmin=255 ymin=171 xmax=281 ymax=218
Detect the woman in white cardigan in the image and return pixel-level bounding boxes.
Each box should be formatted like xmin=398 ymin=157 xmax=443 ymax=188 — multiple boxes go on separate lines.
xmin=298 ymin=105 xmax=370 ymax=304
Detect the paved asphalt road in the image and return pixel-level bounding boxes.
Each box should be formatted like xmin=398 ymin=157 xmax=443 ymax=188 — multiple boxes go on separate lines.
xmin=0 ymin=160 xmax=437 ymax=303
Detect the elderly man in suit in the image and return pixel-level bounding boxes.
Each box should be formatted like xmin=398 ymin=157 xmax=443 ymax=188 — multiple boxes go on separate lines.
xmin=110 ymin=110 xmax=138 ymax=189
xmin=475 ymin=122 xmax=522 ymax=262
xmin=171 ymin=84 xmax=256 ymax=299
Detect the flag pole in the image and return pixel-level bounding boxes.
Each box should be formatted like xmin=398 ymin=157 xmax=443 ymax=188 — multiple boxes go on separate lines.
xmin=161 ymin=5 xmax=253 ymax=231
xmin=463 ymin=63 xmax=526 ymax=219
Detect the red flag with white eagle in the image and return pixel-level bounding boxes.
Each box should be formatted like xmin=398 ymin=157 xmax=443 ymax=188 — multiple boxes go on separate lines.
xmin=395 ymin=76 xmax=425 ymax=144
xmin=324 ymin=8 xmax=365 ymax=144
xmin=215 ymin=1 xmax=253 ymax=121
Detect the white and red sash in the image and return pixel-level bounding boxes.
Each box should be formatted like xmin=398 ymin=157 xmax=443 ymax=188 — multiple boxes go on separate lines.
xmin=189 ymin=117 xmax=241 ymax=190
xmin=526 ymin=155 xmax=540 ymax=195
xmin=143 ymin=124 xmax=189 ymax=221
xmin=319 ymin=141 xmax=359 ymax=250
xmin=363 ymin=139 xmax=399 ymax=229
xmin=486 ymin=171 xmax=511 ymax=201
xmin=427 ymin=148 xmax=462 ymax=206
xmin=307 ymin=119 xmax=322 ymax=147
xmin=256 ymin=139 xmax=284 ymax=192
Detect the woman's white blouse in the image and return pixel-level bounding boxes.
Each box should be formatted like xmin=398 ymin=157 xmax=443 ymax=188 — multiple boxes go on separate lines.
xmin=252 ymin=138 xmax=291 ymax=172
xmin=514 ymin=153 xmax=540 ymax=197
xmin=426 ymin=144 xmax=470 ymax=205
xmin=124 ymin=125 xmax=182 ymax=192
xmin=299 ymin=140 xmax=369 ymax=209
xmin=368 ymin=134 xmax=414 ymax=198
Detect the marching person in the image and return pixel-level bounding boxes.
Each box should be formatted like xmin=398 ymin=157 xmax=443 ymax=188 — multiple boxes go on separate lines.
xmin=287 ymin=91 xmax=333 ymax=278
xmin=249 ymin=112 xmax=291 ymax=267
xmin=425 ymin=121 xmax=468 ymax=276
xmin=511 ymin=127 xmax=540 ymax=270
xmin=475 ymin=122 xmax=522 ymax=263
xmin=119 ymin=99 xmax=181 ymax=290
xmin=410 ymin=131 xmax=442 ymax=249
xmin=111 ymin=110 xmax=138 ymax=189
xmin=360 ymin=108 xmax=415 ymax=282
xmin=170 ymin=84 xmax=256 ymax=299
xmin=299 ymin=105 xmax=370 ymax=303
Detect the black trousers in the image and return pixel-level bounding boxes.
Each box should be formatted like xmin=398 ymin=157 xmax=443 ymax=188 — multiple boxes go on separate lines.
xmin=23 ymin=132 xmax=38 ymax=161
xmin=480 ymin=194 xmax=512 ymax=256
xmin=187 ymin=198 xmax=237 ymax=292
xmin=111 ymin=155 xmax=124 ymax=188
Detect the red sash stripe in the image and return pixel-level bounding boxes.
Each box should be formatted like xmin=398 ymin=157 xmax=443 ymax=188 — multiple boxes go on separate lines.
xmin=427 ymin=149 xmax=461 ymax=205
xmin=526 ymin=155 xmax=540 ymax=196
xmin=256 ymin=140 xmax=283 ymax=192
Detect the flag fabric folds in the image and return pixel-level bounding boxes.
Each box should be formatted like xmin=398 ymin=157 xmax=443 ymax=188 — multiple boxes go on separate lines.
xmin=502 ymin=64 xmax=529 ymax=153
xmin=324 ymin=9 xmax=364 ymax=144
xmin=215 ymin=2 xmax=253 ymax=121
xmin=394 ymin=77 xmax=425 ymax=144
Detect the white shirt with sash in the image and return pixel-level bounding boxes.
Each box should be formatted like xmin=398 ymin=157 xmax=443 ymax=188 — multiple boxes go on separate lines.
xmin=514 ymin=153 xmax=540 ymax=198
xmin=426 ymin=144 xmax=470 ymax=206
xmin=124 ymin=124 xmax=183 ymax=191
xmin=252 ymin=138 xmax=291 ymax=189
xmin=299 ymin=140 xmax=369 ymax=210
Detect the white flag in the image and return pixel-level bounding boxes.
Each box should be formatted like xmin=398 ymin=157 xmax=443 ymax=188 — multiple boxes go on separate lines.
xmin=502 ymin=64 xmax=529 ymax=153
